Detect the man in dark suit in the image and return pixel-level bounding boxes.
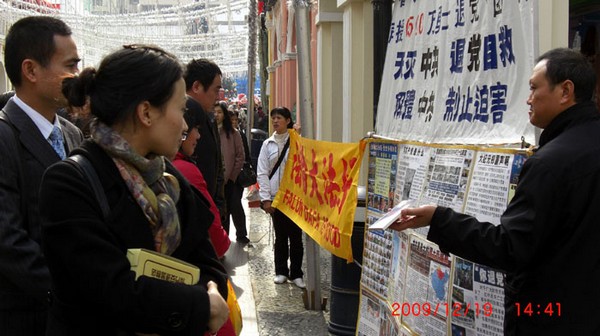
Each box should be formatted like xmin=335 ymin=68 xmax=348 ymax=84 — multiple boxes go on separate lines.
xmin=0 ymin=16 xmax=84 ymax=335
xmin=184 ymin=59 xmax=226 ymax=214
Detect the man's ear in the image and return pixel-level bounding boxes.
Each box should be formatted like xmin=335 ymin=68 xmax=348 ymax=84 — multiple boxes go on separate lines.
xmin=21 ymin=59 xmax=38 ymax=83
xmin=136 ymin=101 xmax=153 ymax=127
xmin=560 ymin=80 xmax=575 ymax=104
xmin=192 ymin=80 xmax=205 ymax=94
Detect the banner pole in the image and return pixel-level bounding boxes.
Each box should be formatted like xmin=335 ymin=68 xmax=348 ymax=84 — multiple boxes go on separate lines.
xmin=292 ymin=0 xmax=322 ymax=310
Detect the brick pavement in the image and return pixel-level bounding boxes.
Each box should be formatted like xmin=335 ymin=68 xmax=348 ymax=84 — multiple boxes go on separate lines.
xmin=223 ymin=197 xmax=333 ymax=336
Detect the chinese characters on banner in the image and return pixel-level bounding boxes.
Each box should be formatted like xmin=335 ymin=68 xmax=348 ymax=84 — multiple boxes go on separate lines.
xmin=375 ymin=0 xmax=536 ymax=144
xmin=272 ymin=130 xmax=367 ymax=262
xmin=356 ymin=139 xmax=530 ymax=335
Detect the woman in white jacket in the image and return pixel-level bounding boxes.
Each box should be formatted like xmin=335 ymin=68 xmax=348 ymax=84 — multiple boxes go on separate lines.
xmin=256 ymin=107 xmax=305 ymax=288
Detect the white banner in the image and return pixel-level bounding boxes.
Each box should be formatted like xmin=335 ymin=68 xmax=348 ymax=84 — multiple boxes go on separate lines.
xmin=376 ymin=0 xmax=536 ymax=144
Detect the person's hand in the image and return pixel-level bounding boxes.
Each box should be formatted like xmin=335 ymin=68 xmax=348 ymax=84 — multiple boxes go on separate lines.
xmin=262 ymin=200 xmax=275 ymax=214
xmin=293 ymin=123 xmax=301 ymax=134
xmin=388 ymin=205 xmax=437 ymax=232
xmin=207 ymin=281 xmax=229 ymax=333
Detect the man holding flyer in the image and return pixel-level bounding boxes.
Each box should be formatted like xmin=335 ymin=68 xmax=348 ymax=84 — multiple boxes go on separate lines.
xmin=391 ymin=48 xmax=600 ymax=335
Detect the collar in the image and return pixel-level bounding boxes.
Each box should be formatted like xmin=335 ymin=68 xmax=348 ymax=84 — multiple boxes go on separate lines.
xmin=174 ymin=151 xmax=195 ymax=164
xmin=538 ymin=101 xmax=600 ymax=148
xmin=273 ymin=131 xmax=289 ymax=142
xmin=12 ymin=94 xmax=60 ymax=139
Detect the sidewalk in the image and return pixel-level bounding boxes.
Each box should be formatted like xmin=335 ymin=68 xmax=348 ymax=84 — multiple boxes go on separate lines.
xmin=222 ymin=195 xmax=332 ymax=336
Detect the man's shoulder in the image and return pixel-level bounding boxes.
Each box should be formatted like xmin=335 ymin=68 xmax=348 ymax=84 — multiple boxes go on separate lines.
xmin=0 ymin=111 xmax=20 ymax=143
xmin=58 ymin=115 xmax=84 ymax=137
xmin=533 ymin=120 xmax=600 ymax=173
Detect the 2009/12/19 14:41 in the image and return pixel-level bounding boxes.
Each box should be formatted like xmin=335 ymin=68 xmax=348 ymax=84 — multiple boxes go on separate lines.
xmin=515 ymin=302 xmax=561 ymax=317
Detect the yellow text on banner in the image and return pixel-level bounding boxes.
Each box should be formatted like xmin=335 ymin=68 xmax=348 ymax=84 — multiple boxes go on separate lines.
xmin=272 ymin=130 xmax=367 ymax=262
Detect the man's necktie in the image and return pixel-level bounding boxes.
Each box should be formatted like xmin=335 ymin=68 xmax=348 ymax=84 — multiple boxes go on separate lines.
xmin=48 ymin=126 xmax=66 ymax=160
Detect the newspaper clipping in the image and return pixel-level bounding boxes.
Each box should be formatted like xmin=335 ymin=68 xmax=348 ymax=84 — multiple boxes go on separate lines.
xmin=356 ymin=139 xmax=529 ymax=335
xmin=464 ymin=151 xmax=514 ymax=224
xmin=420 ymin=147 xmax=474 ymax=210
xmin=402 ymin=235 xmax=452 ymax=335
xmin=395 ymin=144 xmax=432 ymax=205
xmin=368 ymin=142 xmax=399 ymax=214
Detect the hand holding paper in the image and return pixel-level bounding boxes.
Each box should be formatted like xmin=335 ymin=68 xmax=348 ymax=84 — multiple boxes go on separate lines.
xmin=388 ymin=205 xmax=437 ymax=232
xmin=368 ymin=200 xmax=414 ymax=230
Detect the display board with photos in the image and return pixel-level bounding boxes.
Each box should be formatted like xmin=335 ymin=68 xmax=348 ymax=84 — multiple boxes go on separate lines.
xmin=357 ymin=139 xmax=529 ymax=336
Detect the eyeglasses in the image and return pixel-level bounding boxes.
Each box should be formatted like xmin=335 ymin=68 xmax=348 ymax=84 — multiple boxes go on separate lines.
xmin=181 ymin=132 xmax=188 ymax=141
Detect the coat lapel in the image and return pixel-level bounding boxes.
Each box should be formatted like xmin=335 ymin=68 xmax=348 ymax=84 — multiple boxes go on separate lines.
xmin=3 ymin=100 xmax=61 ymax=167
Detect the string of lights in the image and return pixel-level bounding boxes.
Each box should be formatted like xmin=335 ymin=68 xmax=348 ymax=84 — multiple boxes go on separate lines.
xmin=0 ymin=0 xmax=253 ymax=75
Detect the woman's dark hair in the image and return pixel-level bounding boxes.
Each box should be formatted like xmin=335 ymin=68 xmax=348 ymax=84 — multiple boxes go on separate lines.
xmin=229 ymin=110 xmax=239 ymax=122
xmin=62 ymin=44 xmax=183 ymax=126
xmin=216 ymin=101 xmax=233 ymax=138
xmin=270 ymin=106 xmax=294 ymax=129
xmin=537 ymin=48 xmax=596 ymax=103
xmin=183 ymin=107 xmax=200 ymax=130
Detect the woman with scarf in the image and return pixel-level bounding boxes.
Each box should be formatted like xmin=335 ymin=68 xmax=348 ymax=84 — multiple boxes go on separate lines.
xmin=39 ymin=45 xmax=229 ymax=336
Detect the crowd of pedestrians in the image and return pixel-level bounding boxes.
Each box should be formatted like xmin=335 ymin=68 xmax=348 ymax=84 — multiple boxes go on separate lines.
xmin=4 ymin=11 xmax=600 ymax=336
xmin=0 ymin=16 xmax=310 ymax=336
xmin=0 ymin=15 xmax=308 ymax=336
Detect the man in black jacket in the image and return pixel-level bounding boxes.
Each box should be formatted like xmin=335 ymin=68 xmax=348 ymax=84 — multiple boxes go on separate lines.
xmin=184 ymin=59 xmax=226 ymax=213
xmin=393 ymin=48 xmax=600 ymax=335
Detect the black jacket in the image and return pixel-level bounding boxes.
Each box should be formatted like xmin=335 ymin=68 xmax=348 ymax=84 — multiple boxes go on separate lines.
xmin=39 ymin=140 xmax=227 ymax=336
xmin=428 ymin=102 xmax=600 ymax=335
xmin=187 ymin=98 xmax=225 ymax=208
xmin=0 ymin=99 xmax=83 ymax=335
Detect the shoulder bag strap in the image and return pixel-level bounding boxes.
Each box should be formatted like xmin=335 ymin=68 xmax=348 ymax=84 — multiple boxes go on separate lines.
xmin=268 ymin=137 xmax=290 ymax=180
xmin=66 ymin=154 xmax=110 ymax=220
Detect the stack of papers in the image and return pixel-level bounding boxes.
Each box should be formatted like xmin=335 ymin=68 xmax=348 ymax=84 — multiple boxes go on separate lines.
xmin=368 ymin=200 xmax=414 ymax=230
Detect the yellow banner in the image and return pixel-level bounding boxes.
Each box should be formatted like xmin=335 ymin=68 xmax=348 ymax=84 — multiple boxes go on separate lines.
xmin=272 ymin=130 xmax=367 ymax=262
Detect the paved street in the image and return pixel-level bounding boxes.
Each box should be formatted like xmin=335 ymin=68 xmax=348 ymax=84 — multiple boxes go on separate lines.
xmin=223 ymin=195 xmax=333 ymax=336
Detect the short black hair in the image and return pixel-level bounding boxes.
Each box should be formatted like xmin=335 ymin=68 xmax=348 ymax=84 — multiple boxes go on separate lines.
xmin=62 ymin=44 xmax=183 ymax=126
xmin=270 ymin=106 xmax=294 ymax=129
xmin=184 ymin=59 xmax=222 ymax=92
xmin=5 ymin=16 xmax=72 ymax=87
xmin=537 ymin=48 xmax=596 ymax=103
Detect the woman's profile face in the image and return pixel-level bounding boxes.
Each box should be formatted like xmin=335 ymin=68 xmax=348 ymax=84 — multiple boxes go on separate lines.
xmin=181 ymin=126 xmax=200 ymax=157
xmin=230 ymin=115 xmax=239 ymax=129
xmin=214 ymin=105 xmax=225 ymax=124
xmin=147 ymin=78 xmax=188 ymax=158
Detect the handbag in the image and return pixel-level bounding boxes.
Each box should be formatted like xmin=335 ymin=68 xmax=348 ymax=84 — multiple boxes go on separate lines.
xmin=236 ymin=162 xmax=257 ymax=188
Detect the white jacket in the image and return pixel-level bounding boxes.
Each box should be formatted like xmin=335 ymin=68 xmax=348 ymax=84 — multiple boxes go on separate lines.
xmin=257 ymin=132 xmax=290 ymax=201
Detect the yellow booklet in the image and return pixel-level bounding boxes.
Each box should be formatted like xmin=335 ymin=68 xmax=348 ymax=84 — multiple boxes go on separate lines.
xmin=126 ymin=248 xmax=200 ymax=285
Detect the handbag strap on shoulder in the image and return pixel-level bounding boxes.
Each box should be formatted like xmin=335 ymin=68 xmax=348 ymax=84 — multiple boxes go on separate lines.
xmin=67 ymin=154 xmax=110 ymax=220
xmin=268 ymin=137 xmax=290 ymax=180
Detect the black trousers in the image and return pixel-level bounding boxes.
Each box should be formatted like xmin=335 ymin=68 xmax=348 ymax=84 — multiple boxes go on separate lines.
xmin=223 ymin=180 xmax=247 ymax=239
xmin=272 ymin=210 xmax=304 ymax=279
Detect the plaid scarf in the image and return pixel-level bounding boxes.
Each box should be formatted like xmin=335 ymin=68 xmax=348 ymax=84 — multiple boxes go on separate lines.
xmin=91 ymin=120 xmax=182 ymax=255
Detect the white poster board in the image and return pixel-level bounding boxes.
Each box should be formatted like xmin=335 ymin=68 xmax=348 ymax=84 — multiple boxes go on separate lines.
xmin=376 ymin=0 xmax=536 ymax=144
